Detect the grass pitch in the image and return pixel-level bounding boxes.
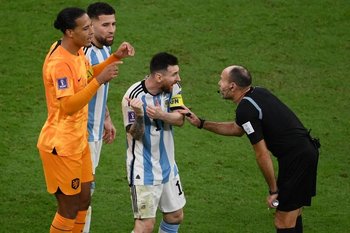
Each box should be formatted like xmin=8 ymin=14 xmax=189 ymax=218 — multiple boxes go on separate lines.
xmin=0 ymin=0 xmax=349 ymax=232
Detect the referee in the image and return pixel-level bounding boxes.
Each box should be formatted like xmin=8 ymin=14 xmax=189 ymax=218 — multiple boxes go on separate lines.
xmin=181 ymin=65 xmax=320 ymax=233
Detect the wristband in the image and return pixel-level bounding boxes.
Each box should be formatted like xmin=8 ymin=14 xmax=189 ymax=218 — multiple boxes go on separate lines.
xmin=269 ymin=189 xmax=279 ymax=195
xmin=198 ymin=118 xmax=205 ymax=129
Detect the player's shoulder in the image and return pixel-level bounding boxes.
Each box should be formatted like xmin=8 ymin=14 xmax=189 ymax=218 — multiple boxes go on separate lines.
xmin=125 ymin=80 xmax=144 ymax=97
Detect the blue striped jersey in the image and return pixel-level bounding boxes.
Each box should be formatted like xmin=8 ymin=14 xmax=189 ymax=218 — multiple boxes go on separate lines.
xmin=122 ymin=79 xmax=183 ymax=186
xmin=83 ymin=45 xmax=111 ymax=142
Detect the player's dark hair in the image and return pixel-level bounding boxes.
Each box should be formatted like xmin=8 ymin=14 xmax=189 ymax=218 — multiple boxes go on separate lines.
xmin=87 ymin=2 xmax=115 ymax=19
xmin=229 ymin=66 xmax=252 ymax=87
xmin=150 ymin=52 xmax=178 ymax=74
xmin=54 ymin=7 xmax=86 ymax=33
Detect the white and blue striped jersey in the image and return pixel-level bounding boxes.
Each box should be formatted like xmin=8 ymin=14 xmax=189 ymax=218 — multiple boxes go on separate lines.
xmin=122 ymin=79 xmax=183 ymax=186
xmin=84 ymin=44 xmax=111 ymax=142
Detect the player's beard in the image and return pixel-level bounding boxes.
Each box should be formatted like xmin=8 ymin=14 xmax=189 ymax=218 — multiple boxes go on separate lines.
xmin=96 ymin=35 xmax=114 ymax=47
xmin=162 ymin=83 xmax=173 ymax=93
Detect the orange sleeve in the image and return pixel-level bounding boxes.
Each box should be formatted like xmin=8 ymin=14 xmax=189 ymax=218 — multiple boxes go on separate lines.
xmin=60 ymin=78 xmax=100 ymax=115
xmin=92 ymin=54 xmax=120 ymax=76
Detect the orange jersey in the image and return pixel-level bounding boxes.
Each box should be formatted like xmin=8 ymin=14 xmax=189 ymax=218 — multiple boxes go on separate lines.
xmin=37 ymin=41 xmax=92 ymax=156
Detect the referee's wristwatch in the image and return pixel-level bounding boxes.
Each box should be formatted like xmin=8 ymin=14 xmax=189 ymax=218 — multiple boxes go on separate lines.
xmin=198 ymin=118 xmax=205 ymax=129
xmin=269 ymin=189 xmax=279 ymax=195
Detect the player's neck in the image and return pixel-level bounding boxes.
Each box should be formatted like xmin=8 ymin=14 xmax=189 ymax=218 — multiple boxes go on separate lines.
xmin=92 ymin=39 xmax=103 ymax=49
xmin=234 ymin=86 xmax=251 ymax=104
xmin=61 ymin=38 xmax=80 ymax=55
xmin=145 ymin=77 xmax=161 ymax=96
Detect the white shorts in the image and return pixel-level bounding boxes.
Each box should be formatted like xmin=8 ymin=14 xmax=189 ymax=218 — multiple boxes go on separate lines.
xmin=130 ymin=175 xmax=186 ymax=219
xmin=88 ymin=140 xmax=103 ymax=174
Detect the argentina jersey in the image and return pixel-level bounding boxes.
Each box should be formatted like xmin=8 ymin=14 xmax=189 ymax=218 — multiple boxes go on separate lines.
xmin=122 ymin=80 xmax=182 ymax=186
xmin=84 ymin=44 xmax=111 ymax=142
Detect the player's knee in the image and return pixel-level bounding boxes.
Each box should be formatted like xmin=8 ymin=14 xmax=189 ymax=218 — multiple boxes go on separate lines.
xmin=79 ymin=195 xmax=91 ymax=210
xmin=143 ymin=222 xmax=155 ymax=233
xmin=134 ymin=219 xmax=155 ymax=233
xmin=163 ymin=209 xmax=184 ymax=224
xmin=274 ymin=214 xmax=295 ymax=229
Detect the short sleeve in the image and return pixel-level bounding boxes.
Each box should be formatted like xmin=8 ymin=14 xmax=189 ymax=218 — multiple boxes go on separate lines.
xmin=121 ymin=92 xmax=137 ymax=128
xmin=51 ymin=62 xmax=75 ymax=99
xmin=236 ymin=99 xmax=264 ymax=145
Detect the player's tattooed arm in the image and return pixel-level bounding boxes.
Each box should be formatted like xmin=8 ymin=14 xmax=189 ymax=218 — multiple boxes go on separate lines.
xmin=125 ymin=97 xmax=144 ymax=140
xmin=127 ymin=115 xmax=144 ymax=140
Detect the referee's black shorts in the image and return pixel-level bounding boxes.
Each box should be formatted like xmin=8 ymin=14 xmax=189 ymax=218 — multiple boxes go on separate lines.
xmin=276 ymin=139 xmax=319 ymax=211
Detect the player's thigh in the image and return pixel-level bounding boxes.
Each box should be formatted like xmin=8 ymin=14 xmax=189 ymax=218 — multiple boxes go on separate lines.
xmin=159 ymin=175 xmax=186 ymax=214
xmin=130 ymin=185 xmax=162 ymax=219
xmin=88 ymin=140 xmax=102 ymax=173
xmin=39 ymin=149 xmax=83 ymax=195
xmin=81 ymin=145 xmax=93 ymax=184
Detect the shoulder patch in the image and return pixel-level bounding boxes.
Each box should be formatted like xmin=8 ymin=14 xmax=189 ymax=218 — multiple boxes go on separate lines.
xmin=57 ymin=77 xmax=68 ymax=90
xmin=242 ymin=121 xmax=255 ymax=135
xmin=128 ymin=111 xmax=136 ymax=123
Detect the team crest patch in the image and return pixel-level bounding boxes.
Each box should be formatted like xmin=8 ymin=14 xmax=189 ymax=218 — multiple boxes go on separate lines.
xmin=71 ymin=178 xmax=80 ymax=190
xmin=57 ymin=77 xmax=68 ymax=90
xmin=128 ymin=111 xmax=136 ymax=123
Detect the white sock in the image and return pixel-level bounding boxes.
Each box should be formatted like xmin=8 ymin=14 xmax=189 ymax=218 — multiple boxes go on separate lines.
xmin=83 ymin=205 xmax=92 ymax=233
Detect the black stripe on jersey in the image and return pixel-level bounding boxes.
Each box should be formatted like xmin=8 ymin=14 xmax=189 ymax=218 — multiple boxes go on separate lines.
xmin=131 ymin=185 xmax=138 ymax=213
xmin=129 ymin=83 xmax=144 ymax=99
xmin=129 ymin=139 xmax=137 ymax=187
xmin=83 ymin=46 xmax=89 ymax=55
xmin=83 ymin=42 xmax=94 ymax=55
xmin=49 ymin=40 xmax=61 ymax=57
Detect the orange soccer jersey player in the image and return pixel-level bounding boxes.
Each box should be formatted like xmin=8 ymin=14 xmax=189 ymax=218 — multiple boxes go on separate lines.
xmin=36 ymin=7 xmax=134 ymax=233
xmin=37 ymin=40 xmax=95 ymax=195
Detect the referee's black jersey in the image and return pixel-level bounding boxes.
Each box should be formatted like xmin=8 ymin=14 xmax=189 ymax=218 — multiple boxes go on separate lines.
xmin=236 ymin=87 xmax=309 ymax=158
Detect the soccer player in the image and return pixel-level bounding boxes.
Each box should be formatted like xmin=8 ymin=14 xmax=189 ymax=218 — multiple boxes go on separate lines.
xmin=37 ymin=7 xmax=132 ymax=233
xmin=121 ymin=52 xmax=186 ymax=233
xmin=180 ymin=65 xmax=320 ymax=233
xmin=82 ymin=3 xmax=135 ymax=232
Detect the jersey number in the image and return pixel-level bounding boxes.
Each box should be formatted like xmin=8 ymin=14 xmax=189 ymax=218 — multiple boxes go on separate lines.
xmin=176 ymin=180 xmax=183 ymax=196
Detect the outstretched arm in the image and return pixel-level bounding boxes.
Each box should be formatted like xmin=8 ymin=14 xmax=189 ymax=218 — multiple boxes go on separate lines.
xmin=179 ymin=106 xmax=244 ymax=136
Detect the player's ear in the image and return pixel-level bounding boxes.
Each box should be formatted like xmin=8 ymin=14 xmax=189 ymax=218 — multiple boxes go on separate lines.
xmin=155 ymin=72 xmax=162 ymax=83
xmin=65 ymin=28 xmax=74 ymax=38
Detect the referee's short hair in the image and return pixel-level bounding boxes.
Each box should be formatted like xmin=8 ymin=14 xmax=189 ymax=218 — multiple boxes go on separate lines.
xmin=229 ymin=66 xmax=252 ymax=88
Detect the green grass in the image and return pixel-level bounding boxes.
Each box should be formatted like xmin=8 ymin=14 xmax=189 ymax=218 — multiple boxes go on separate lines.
xmin=1 ymin=0 xmax=349 ymax=232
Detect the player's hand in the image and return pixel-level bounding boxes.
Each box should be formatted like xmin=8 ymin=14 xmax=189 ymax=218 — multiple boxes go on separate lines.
xmin=146 ymin=104 xmax=164 ymax=120
xmin=103 ymin=119 xmax=116 ymax=144
xmin=125 ymin=97 xmax=144 ymax=116
xmin=96 ymin=61 xmax=123 ymax=84
xmin=113 ymin=42 xmax=135 ymax=59
xmin=178 ymin=105 xmax=201 ymax=127
xmin=267 ymin=194 xmax=279 ymax=209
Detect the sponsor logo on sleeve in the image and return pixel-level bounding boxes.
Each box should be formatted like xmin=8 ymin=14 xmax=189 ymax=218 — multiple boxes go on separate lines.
xmin=57 ymin=77 xmax=68 ymax=90
xmin=242 ymin=121 xmax=255 ymax=135
xmin=128 ymin=111 xmax=136 ymax=123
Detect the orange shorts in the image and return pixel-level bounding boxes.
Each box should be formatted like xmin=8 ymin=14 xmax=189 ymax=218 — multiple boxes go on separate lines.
xmin=39 ymin=145 xmax=93 ymax=195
